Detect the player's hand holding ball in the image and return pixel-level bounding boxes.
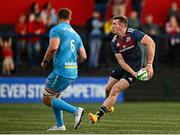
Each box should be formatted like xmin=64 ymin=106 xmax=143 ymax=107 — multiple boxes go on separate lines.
xmin=136 ymin=63 xmax=154 ymax=81
xmin=131 ymin=71 xmax=138 ymax=78
xmin=136 ymin=68 xmax=150 ymax=81
xmin=145 ymin=63 xmax=154 ymax=79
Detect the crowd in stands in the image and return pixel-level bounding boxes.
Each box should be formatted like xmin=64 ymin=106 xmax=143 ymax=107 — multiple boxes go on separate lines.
xmin=15 ymin=2 xmax=57 ymax=68
xmin=0 ymin=2 xmax=57 ymax=75
xmin=0 ymin=1 xmax=180 ymax=75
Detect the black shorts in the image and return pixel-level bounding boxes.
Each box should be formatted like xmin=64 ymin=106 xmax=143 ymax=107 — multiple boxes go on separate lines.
xmin=110 ymin=66 xmax=136 ymax=85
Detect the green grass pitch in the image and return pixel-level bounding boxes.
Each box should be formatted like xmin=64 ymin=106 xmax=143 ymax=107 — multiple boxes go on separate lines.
xmin=0 ymin=102 xmax=180 ymax=134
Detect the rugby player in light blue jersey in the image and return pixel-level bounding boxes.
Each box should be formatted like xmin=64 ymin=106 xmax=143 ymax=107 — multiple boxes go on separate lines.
xmin=41 ymin=8 xmax=87 ymax=131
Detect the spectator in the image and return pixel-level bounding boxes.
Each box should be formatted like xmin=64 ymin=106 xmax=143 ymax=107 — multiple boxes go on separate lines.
xmin=95 ymin=0 xmax=109 ymax=21
xmin=142 ymin=14 xmax=159 ymax=37
xmin=15 ymin=14 xmax=27 ymax=67
xmin=168 ymin=2 xmax=180 ymax=20
xmin=165 ymin=16 xmax=180 ymax=35
xmin=29 ymin=2 xmax=41 ymax=16
xmin=41 ymin=2 xmax=57 ymax=27
xmin=108 ymin=0 xmax=127 ymax=16
xmin=85 ymin=13 xmax=93 ymax=61
xmin=131 ymin=0 xmax=144 ymax=19
xmin=142 ymin=14 xmax=160 ymax=70
xmin=165 ymin=16 xmax=180 ymax=67
xmin=86 ymin=14 xmax=94 ymax=40
xmin=88 ymin=11 xmax=103 ymax=69
xmin=27 ymin=14 xmax=46 ymax=67
xmin=128 ymin=10 xmax=140 ymax=29
xmin=0 ymin=38 xmax=14 ymax=75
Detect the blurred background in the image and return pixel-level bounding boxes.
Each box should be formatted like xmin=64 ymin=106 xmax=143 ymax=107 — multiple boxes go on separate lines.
xmin=0 ymin=0 xmax=180 ymax=102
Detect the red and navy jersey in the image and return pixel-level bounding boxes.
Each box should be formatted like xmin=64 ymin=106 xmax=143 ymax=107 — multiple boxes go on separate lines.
xmin=111 ymin=28 xmax=145 ymax=69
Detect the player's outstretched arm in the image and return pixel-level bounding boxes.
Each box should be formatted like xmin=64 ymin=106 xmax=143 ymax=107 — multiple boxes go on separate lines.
xmin=140 ymin=34 xmax=155 ymax=78
xmin=41 ymin=38 xmax=60 ymax=69
xmin=78 ymin=47 xmax=87 ymax=64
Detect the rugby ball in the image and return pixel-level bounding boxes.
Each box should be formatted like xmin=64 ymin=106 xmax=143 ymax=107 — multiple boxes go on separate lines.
xmin=136 ymin=68 xmax=149 ymax=81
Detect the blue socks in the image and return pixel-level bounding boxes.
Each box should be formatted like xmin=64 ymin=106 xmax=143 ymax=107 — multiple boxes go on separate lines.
xmin=51 ymin=98 xmax=78 ymax=114
xmin=51 ymin=98 xmax=78 ymax=127
xmin=53 ymin=108 xmax=64 ymax=127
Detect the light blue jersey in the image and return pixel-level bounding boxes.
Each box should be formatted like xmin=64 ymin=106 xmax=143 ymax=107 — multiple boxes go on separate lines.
xmin=48 ymin=22 xmax=84 ymax=79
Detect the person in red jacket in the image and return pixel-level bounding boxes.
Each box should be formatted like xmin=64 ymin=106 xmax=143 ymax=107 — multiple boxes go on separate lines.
xmin=27 ymin=14 xmax=46 ymax=66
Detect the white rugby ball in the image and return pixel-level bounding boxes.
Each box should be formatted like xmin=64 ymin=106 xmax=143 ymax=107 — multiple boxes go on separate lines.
xmin=136 ymin=68 xmax=149 ymax=81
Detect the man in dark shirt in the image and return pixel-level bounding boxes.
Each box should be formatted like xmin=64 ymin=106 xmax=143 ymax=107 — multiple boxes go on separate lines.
xmin=88 ymin=15 xmax=155 ymax=123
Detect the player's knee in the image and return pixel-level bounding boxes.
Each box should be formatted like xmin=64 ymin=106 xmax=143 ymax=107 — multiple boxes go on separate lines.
xmin=42 ymin=95 xmax=52 ymax=107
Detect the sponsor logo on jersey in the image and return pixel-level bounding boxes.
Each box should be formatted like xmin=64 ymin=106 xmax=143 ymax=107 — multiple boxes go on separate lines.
xmin=63 ymin=27 xmax=75 ymax=33
xmin=65 ymin=62 xmax=77 ymax=68
xmin=119 ymin=45 xmax=135 ymax=52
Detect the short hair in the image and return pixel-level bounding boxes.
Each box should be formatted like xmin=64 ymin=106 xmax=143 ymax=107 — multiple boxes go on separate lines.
xmin=113 ymin=15 xmax=128 ymax=25
xmin=58 ymin=8 xmax=72 ymax=20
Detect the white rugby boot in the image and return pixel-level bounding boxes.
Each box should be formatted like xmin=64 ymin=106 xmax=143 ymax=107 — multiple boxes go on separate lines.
xmin=47 ymin=125 xmax=66 ymax=131
xmin=73 ymin=107 xmax=84 ymax=129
